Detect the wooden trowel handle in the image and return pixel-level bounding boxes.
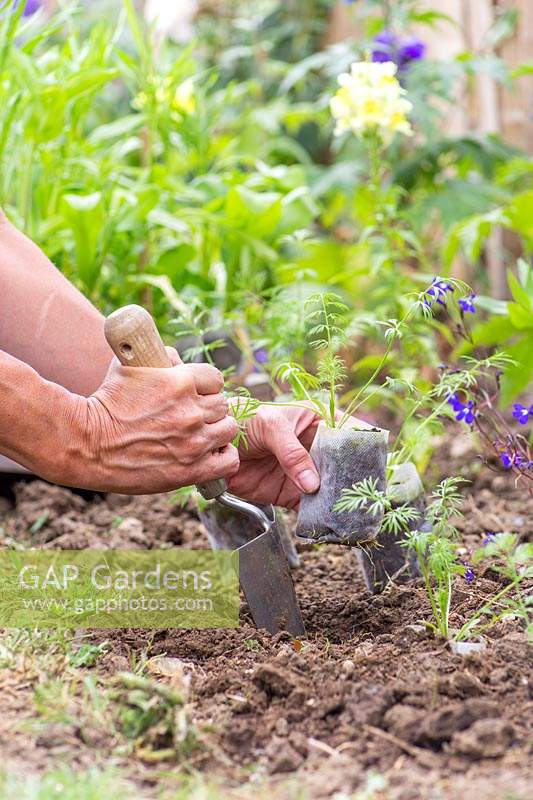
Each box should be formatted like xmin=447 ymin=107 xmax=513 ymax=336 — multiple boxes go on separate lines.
xmin=104 ymin=304 xmax=227 ymax=500
xmin=105 ymin=304 xmax=172 ymax=369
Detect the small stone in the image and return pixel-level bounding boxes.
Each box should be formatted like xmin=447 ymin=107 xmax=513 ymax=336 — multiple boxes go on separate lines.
xmin=404 ymin=623 xmax=428 ymax=641
xmin=490 ymin=476 xmax=507 ymax=492
xmin=450 ymin=639 xmax=486 ymax=656
xmin=111 ymin=516 xmax=145 ymax=544
xmin=341 ymin=659 xmax=355 ymax=676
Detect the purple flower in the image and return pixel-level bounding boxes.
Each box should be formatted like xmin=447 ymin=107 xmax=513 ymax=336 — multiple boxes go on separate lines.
xmin=482 ymin=532 xmax=496 ymax=546
xmin=371 ymin=31 xmax=397 ymax=63
xmin=424 ymin=278 xmax=454 ymax=308
xmin=253 ymin=347 xmax=269 ymax=365
xmin=397 ymin=37 xmax=426 ymax=66
xmin=456 ymin=400 xmax=475 ymax=424
xmin=512 ymin=403 xmax=533 ymax=426
xmin=10 ymin=0 xmax=40 ymax=15
xmin=458 ymin=294 xmax=477 ymax=314
xmin=499 ymin=452 xmax=513 ymax=469
xmin=464 ymin=567 xmax=474 ymax=584
xmin=447 ymin=394 xmax=475 ymax=424
xmin=371 ymin=30 xmax=426 ymax=71
xmin=447 ymin=393 xmax=462 ymax=411
xmin=22 ymin=0 xmax=40 ymax=14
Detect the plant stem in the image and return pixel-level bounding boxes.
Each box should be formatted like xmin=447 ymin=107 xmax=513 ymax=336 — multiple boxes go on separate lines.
xmin=455 ymin=577 xmax=520 ymax=642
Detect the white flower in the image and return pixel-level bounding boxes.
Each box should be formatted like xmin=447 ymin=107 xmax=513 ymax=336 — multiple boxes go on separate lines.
xmin=330 ymin=61 xmax=413 ymax=138
xmin=144 ymin=0 xmax=198 ymax=43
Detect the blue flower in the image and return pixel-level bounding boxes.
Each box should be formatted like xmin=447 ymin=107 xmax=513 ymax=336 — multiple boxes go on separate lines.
xmin=371 ymin=31 xmax=397 ymax=63
xmin=253 ymin=347 xmax=269 ymax=365
xmin=397 ymin=37 xmax=427 ymax=67
xmin=424 ymin=278 xmax=454 ymax=308
xmin=482 ymin=532 xmax=496 ymax=546
xmin=464 ymin=567 xmax=474 ymax=584
xmin=513 ymin=453 xmax=533 ymax=470
xmin=456 ymin=400 xmax=475 ymax=424
xmin=512 ymin=403 xmax=533 ymax=426
xmin=371 ymin=30 xmax=426 ymax=71
xmin=9 ymin=0 xmax=40 ymax=15
xmin=447 ymin=393 xmax=463 ymax=413
xmin=447 ymin=394 xmax=475 ymax=424
xmin=499 ymin=452 xmax=513 ymax=469
xmin=458 ymin=294 xmax=477 ymax=314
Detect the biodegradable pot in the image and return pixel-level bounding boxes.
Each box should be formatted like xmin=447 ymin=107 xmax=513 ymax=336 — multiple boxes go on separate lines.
xmin=356 ymin=462 xmax=424 ymax=594
xmin=295 ymin=422 xmax=389 ymax=546
xmin=199 ymin=503 xmax=299 ymax=568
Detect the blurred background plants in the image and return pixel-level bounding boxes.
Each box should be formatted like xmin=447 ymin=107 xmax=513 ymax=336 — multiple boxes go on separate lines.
xmin=1 ymin=0 xmax=532 ymax=417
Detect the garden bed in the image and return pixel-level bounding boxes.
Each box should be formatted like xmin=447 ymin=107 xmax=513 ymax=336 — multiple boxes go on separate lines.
xmin=0 ymin=450 xmax=531 ymax=800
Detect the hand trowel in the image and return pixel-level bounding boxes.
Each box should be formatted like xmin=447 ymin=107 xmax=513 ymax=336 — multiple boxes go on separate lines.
xmin=104 ymin=304 xmax=306 ymax=638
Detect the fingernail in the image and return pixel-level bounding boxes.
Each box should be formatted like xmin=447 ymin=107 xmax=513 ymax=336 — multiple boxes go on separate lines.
xmin=298 ymin=469 xmax=320 ymax=493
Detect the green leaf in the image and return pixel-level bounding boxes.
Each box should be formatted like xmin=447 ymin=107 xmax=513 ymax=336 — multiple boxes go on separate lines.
xmin=499 ymin=336 xmax=533 ymax=406
xmin=516 ymin=258 xmax=533 ymax=292
xmin=89 ymin=114 xmax=144 ymax=144
xmin=505 ymin=190 xmax=533 ymax=247
xmin=470 ymin=316 xmax=515 ymax=347
xmin=129 ymin=274 xmax=191 ymax=317
xmin=510 ymin=62 xmax=533 ymax=79
xmin=508 ymin=302 xmax=533 ymax=331
xmin=507 ymin=269 xmax=532 ymax=310
xmin=61 ymin=193 xmax=105 ymax=292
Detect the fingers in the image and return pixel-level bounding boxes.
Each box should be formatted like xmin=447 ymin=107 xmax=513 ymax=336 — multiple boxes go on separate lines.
xmin=186 ymin=363 xmax=224 ymax=395
xmin=198 ymin=393 xmax=229 ymax=423
xmin=268 ymin=425 xmax=320 ymax=494
xmin=205 ymin=415 xmax=239 ymax=450
xmin=166 ymin=346 xmax=182 ymax=366
xmin=193 ymin=444 xmax=240 ymax=482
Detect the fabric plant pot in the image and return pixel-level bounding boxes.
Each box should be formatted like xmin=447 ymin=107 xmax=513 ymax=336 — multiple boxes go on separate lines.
xmin=295 ymin=422 xmax=389 ymax=546
xmin=356 ymin=461 xmax=425 ymax=594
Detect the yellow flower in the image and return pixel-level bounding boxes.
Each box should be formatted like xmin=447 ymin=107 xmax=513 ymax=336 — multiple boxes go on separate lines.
xmin=173 ymin=78 xmax=196 ymax=116
xmin=330 ymin=61 xmax=412 ymax=139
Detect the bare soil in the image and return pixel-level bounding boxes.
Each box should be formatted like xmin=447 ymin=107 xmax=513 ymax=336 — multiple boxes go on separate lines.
xmin=0 ymin=449 xmax=531 ymax=799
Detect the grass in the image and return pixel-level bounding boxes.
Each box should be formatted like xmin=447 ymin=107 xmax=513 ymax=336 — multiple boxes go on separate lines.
xmin=0 ymin=766 xmax=140 ymax=800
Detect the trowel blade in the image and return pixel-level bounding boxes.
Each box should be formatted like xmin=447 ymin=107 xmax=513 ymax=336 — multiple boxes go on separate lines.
xmin=237 ymin=528 xmax=306 ymax=638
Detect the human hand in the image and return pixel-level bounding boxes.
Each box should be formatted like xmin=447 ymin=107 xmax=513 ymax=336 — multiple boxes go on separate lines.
xmin=66 ymin=350 xmax=239 ymax=493
xmin=227 ymin=404 xmax=321 ymax=509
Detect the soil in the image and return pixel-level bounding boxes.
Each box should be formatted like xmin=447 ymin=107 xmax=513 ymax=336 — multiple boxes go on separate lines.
xmin=0 ymin=447 xmax=531 ymax=799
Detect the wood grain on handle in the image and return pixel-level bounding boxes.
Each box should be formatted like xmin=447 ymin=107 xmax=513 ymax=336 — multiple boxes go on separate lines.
xmin=104 ymin=304 xmax=172 ymax=369
xmin=104 ymin=304 xmax=227 ymax=501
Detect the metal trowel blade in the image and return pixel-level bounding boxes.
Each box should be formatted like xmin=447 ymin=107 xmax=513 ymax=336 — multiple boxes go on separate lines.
xmin=237 ymin=528 xmax=306 ymax=638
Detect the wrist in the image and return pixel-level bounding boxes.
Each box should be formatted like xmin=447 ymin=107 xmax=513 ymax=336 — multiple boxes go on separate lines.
xmin=0 ymin=351 xmax=86 ymax=485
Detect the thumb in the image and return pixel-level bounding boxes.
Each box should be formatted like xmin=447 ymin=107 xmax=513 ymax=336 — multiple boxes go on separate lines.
xmin=270 ymin=427 xmax=320 ymax=494
xmin=165 ymin=346 xmax=182 ymax=366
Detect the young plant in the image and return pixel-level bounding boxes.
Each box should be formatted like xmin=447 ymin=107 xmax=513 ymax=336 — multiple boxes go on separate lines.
xmin=274 ymin=292 xmax=348 ymax=427
xmin=455 ymin=533 xmax=533 ymax=642
xmin=337 ymin=474 xmax=466 ymax=638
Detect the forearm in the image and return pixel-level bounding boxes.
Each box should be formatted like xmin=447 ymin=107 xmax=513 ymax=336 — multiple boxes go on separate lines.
xmin=0 ymin=350 xmax=83 ymax=482
xmin=0 ymin=210 xmax=112 ymax=395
